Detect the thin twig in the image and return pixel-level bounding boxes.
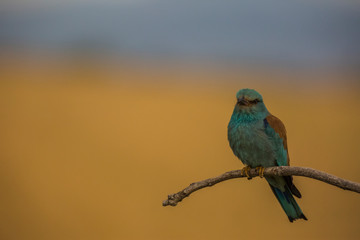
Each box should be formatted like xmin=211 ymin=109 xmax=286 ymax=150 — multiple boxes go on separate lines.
xmin=162 ymin=166 xmax=360 ymax=207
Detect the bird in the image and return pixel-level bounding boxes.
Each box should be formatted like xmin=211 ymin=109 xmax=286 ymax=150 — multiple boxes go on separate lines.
xmin=227 ymin=88 xmax=307 ymax=222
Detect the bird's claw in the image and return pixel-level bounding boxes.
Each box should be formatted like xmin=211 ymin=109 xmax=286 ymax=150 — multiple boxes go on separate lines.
xmin=256 ymin=166 xmax=265 ymax=178
xmin=241 ymin=166 xmax=252 ymax=180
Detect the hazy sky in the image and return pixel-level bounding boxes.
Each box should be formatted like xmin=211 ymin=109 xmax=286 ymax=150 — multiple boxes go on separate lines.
xmin=1 ymin=0 xmax=359 ymax=68
xmin=2 ymin=0 xmax=359 ymax=10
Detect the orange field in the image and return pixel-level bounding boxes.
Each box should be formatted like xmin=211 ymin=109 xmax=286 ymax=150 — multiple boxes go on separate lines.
xmin=0 ymin=57 xmax=359 ymax=240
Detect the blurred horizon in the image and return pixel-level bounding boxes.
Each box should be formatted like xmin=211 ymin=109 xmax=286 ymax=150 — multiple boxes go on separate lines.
xmin=1 ymin=0 xmax=360 ymax=72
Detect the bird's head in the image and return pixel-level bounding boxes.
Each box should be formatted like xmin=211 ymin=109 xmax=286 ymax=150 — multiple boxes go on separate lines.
xmin=233 ymin=89 xmax=268 ymax=117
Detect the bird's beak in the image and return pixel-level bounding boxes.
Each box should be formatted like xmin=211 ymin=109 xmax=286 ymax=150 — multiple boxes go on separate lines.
xmin=237 ymin=97 xmax=249 ymax=106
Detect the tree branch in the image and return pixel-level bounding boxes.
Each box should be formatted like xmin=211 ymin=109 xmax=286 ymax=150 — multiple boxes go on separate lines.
xmin=162 ymin=166 xmax=360 ymax=207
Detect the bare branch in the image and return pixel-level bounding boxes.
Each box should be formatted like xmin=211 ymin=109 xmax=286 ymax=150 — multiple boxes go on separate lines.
xmin=162 ymin=166 xmax=360 ymax=207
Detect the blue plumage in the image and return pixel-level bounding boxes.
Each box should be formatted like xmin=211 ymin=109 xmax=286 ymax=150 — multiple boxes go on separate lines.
xmin=227 ymin=89 xmax=307 ymax=222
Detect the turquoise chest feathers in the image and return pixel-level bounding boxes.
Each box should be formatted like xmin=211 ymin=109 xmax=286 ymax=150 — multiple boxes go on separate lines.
xmin=227 ymin=111 xmax=276 ymax=167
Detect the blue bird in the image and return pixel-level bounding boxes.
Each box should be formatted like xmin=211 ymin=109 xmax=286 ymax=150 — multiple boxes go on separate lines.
xmin=227 ymin=88 xmax=307 ymax=222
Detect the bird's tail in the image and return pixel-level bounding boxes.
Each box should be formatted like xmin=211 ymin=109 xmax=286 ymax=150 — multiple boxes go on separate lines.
xmin=269 ymin=183 xmax=307 ymax=222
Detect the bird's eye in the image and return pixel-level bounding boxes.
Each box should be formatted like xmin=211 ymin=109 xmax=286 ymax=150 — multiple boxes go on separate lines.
xmin=250 ymin=99 xmax=260 ymax=104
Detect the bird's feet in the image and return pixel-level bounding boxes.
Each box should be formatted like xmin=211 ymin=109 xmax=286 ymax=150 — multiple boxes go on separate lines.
xmin=241 ymin=166 xmax=252 ymax=180
xmin=256 ymin=166 xmax=265 ymax=178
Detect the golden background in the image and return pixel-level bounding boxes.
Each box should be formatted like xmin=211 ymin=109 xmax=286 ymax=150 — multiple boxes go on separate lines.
xmin=0 ymin=57 xmax=359 ymax=239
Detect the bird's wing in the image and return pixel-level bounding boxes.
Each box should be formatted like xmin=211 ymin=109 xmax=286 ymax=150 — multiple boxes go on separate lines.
xmin=265 ymin=114 xmax=302 ymax=198
xmin=264 ymin=114 xmax=290 ymax=166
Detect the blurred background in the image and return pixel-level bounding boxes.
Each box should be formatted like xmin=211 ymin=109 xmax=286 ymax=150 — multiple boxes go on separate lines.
xmin=0 ymin=1 xmax=360 ymax=239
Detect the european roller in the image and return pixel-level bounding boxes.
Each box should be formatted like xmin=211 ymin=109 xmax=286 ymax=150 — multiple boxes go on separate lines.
xmin=227 ymin=88 xmax=307 ymax=222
